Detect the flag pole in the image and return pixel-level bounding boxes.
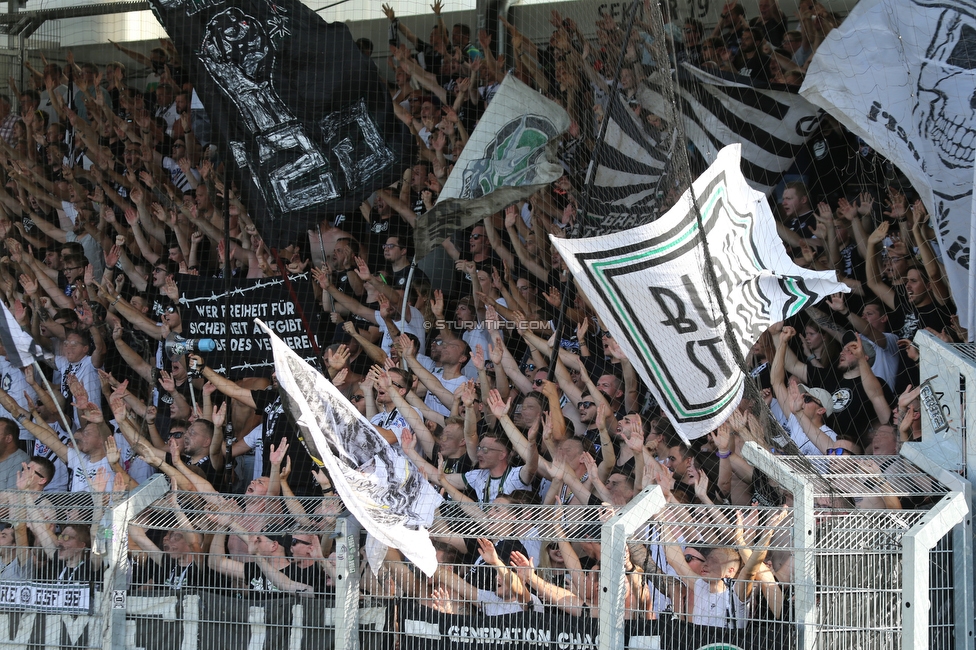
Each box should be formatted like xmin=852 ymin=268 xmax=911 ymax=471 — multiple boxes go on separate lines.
xmin=32 ymin=360 xmax=97 ymax=494
xmin=399 ymin=255 xmax=418 ymax=367
xmin=546 ymin=0 xmax=642 ymax=380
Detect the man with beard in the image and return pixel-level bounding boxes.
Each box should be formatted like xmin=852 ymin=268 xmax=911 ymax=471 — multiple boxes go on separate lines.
xmin=732 ymin=28 xmax=772 ymax=80
xmin=772 ymin=324 xmax=893 ymax=449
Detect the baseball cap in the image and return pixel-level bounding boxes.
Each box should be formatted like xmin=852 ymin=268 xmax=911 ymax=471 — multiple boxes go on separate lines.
xmin=798 ymin=384 xmax=834 ymax=417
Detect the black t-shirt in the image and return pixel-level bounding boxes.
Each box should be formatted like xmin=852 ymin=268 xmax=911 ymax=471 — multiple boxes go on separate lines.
xmin=155 ymin=557 xmax=213 ymax=590
xmin=36 ymin=553 xmax=102 ymax=585
xmin=193 ymin=455 xmax=227 ymax=493
xmin=251 ymin=388 xmax=318 ymax=496
xmin=391 ymin=264 xmax=429 ymax=293
xmin=733 ymin=52 xmax=772 ymax=80
xmin=464 ymin=538 xmax=528 ymax=591
xmin=805 ymin=364 xmax=894 ymax=446
xmin=243 ymin=560 xmax=329 ymax=596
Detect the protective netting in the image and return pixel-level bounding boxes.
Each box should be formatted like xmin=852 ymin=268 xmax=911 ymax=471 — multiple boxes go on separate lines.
xmin=0 ymin=0 xmax=971 ymax=648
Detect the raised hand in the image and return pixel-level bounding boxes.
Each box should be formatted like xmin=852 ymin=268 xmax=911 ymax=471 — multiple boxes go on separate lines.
xmin=158 ymin=370 xmax=176 ymax=393
xmin=867 ymin=220 xmax=889 ymax=246
xmin=105 ymin=436 xmax=121 ymax=466
xmin=211 ymin=401 xmax=227 ymax=430
xmin=482 ymin=389 xmax=509 ymax=419
xmin=269 ymin=439 xmax=289 ymax=466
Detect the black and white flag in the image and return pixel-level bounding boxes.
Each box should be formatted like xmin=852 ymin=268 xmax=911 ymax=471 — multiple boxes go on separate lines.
xmin=414 ymin=75 xmax=569 ymax=257
xmin=576 ymin=94 xmax=680 ymax=238
xmin=256 ymin=320 xmax=442 ymax=575
xmin=639 ymin=64 xmax=821 ymax=194
xmin=147 ymin=0 xmax=414 ymax=250
xmin=551 ymin=146 xmax=849 ymax=440
xmin=0 ymin=300 xmax=37 ymax=368
xmin=802 ymin=0 xmax=976 ymax=339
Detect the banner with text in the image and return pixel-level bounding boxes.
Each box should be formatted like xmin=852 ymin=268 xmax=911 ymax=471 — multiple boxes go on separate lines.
xmin=802 ymin=0 xmax=976 ymax=338
xmin=400 ymin=602 xmax=765 ymax=650
xmin=551 ymin=145 xmax=848 ymax=441
xmin=179 ymin=274 xmax=319 ymax=378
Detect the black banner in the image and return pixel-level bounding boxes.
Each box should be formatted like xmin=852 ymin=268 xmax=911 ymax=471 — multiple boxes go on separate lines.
xmin=400 ymin=601 xmax=773 ymax=650
xmin=147 ymin=0 xmax=414 ymax=250
xmin=179 ymin=274 xmax=319 ymax=379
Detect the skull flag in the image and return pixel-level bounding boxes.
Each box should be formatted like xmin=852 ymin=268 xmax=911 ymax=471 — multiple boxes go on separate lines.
xmin=255 ymin=319 xmax=443 ymax=576
xmin=147 ymin=0 xmax=413 ymax=250
xmin=550 ymin=146 xmax=849 ymax=441
xmin=414 ymin=75 xmax=570 ymax=258
xmin=802 ymin=0 xmax=976 ymax=340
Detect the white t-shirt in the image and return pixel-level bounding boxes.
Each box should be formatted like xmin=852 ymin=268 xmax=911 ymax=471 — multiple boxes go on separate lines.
xmin=422 ymin=367 xmax=467 ymax=417
xmin=67 ymin=448 xmax=114 ymax=493
xmin=375 ymin=306 xmax=426 ymax=356
xmin=785 ymin=413 xmax=837 ymax=456
xmin=476 ymin=589 xmax=544 ymax=615
xmin=463 ymin=466 xmax=532 ymax=503
xmin=55 ymin=355 xmax=101 ymax=431
xmin=370 ymin=406 xmax=423 ymax=445
xmin=0 ymin=356 xmax=38 ymax=440
xmin=692 ymin=578 xmax=748 ymax=629
xmin=242 ymin=424 xmax=264 ymax=481
xmin=870 ymin=332 xmax=900 ymax=390
xmin=34 ymin=420 xmax=71 ymax=492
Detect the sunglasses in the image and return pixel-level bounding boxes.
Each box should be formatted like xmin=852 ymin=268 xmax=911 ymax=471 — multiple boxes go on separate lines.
xmin=533 ymin=379 xmax=545 ymax=387
xmin=601 ymin=331 xmax=613 ymax=339
xmin=390 ymin=381 xmax=405 ymax=390
xmin=578 ymin=401 xmax=595 ymax=410
xmin=521 ymin=364 xmax=537 ymax=373
xmin=826 ymin=448 xmax=849 ymax=455
xmin=351 ymin=395 xmax=365 ymax=402
xmin=170 ymin=432 xmax=184 ymax=439
xmin=802 ymin=394 xmax=822 ymax=406
xmin=684 ymin=554 xmax=705 ymax=563
xmin=469 ymin=233 xmax=484 ymax=240
xmin=290 ymin=539 xmax=312 ymax=547
xmin=163 ymin=305 xmax=179 ymax=314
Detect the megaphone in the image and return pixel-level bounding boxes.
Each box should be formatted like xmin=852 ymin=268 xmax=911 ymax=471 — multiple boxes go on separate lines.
xmin=165 ymin=332 xmax=216 ymax=361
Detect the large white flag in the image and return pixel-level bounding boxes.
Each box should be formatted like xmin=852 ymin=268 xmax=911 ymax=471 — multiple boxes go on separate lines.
xmin=551 ymin=146 xmax=849 ymax=440
xmin=802 ymin=0 xmax=976 ymax=339
xmin=255 ymin=320 xmax=442 ymax=575
xmin=414 ymin=75 xmax=569 ymax=257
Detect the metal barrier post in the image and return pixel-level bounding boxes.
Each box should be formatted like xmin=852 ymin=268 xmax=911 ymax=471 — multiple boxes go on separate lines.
xmin=741 ymin=442 xmax=817 ymax=650
xmin=599 ymin=485 xmax=666 ymax=650
xmin=913 ymin=332 xmax=976 ymax=624
xmin=900 ymin=491 xmax=970 ymax=650
xmin=333 ymin=514 xmax=361 ymax=650
xmin=901 ymin=444 xmax=975 ymax=650
xmin=102 ymin=474 xmax=169 ymax=650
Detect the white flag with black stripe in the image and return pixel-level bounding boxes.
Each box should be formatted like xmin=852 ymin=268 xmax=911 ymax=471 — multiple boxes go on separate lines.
xmin=551 ymin=146 xmax=849 ymax=441
xmin=639 ymin=64 xmax=821 ymax=194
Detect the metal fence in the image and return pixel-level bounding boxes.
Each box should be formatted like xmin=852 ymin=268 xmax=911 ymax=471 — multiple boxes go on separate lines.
xmin=0 ymin=443 xmax=966 ymax=650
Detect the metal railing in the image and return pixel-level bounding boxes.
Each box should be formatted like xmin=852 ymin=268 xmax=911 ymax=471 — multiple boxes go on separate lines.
xmin=0 ymin=446 xmax=965 ymax=650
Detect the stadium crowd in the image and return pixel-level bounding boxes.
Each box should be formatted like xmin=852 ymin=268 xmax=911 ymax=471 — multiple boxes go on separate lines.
xmin=0 ymin=0 xmax=961 ymax=635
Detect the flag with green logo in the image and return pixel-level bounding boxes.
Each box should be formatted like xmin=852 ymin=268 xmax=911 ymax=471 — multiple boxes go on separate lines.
xmin=414 ymin=75 xmax=569 ymax=258
xmin=550 ymin=146 xmax=849 ymax=441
